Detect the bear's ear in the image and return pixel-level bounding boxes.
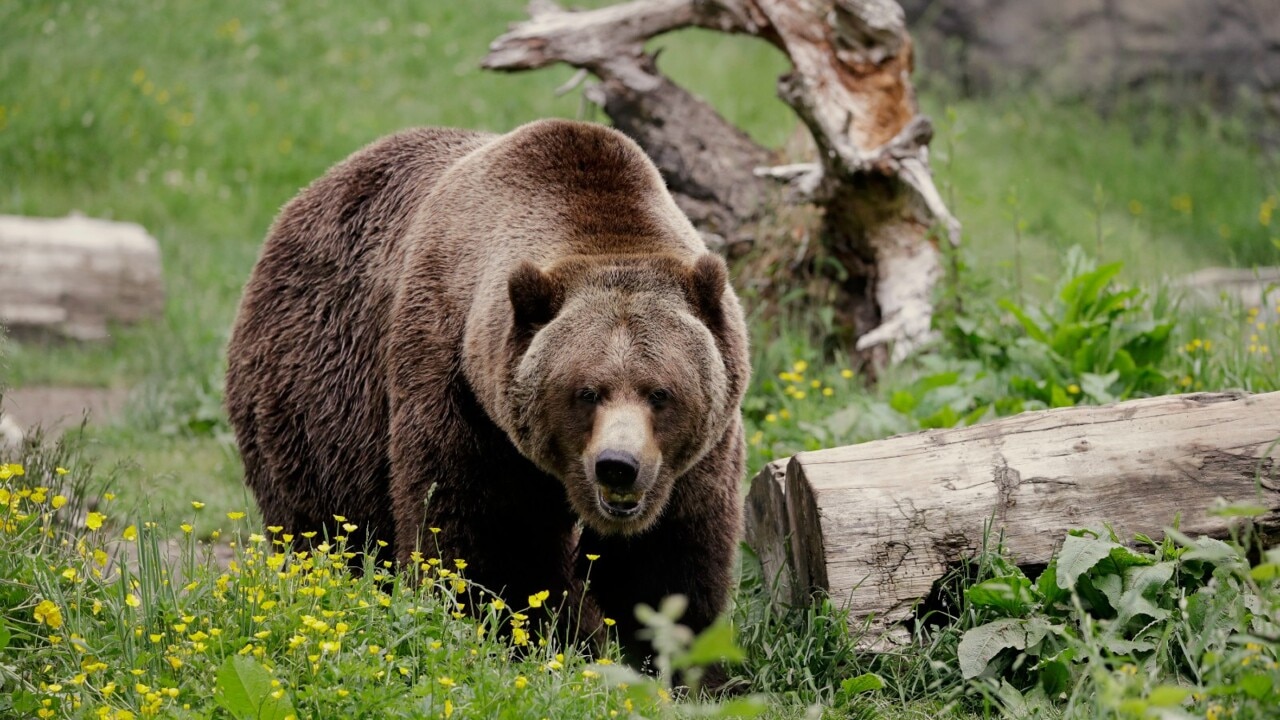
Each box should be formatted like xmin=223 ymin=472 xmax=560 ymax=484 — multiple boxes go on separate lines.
xmin=684 ymin=254 xmax=727 ymax=329
xmin=508 ymin=261 xmax=563 ymax=333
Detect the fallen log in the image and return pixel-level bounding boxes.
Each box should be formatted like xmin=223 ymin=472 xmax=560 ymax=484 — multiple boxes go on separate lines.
xmin=0 ymin=214 xmax=164 ymax=341
xmin=743 ymin=391 xmax=1280 ymax=644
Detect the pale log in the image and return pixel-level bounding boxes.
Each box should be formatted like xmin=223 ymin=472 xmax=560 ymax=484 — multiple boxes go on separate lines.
xmin=0 ymin=214 xmax=165 ymax=341
xmin=743 ymin=458 xmax=793 ymax=604
xmin=745 ymin=392 xmax=1280 ymax=644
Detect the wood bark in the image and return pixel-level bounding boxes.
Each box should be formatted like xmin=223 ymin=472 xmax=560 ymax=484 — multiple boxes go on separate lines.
xmin=0 ymin=214 xmax=165 ymax=341
xmin=485 ymin=0 xmax=958 ymax=362
xmin=743 ymin=392 xmax=1280 ymax=645
xmin=743 ymin=457 xmax=792 ymax=603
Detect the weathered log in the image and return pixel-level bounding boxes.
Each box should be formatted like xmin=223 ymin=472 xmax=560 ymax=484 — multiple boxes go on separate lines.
xmin=0 ymin=214 xmax=164 ymax=341
xmin=743 ymin=392 xmax=1280 ymax=645
xmin=0 ymin=412 xmax=22 ymax=450
xmin=1178 ymin=266 xmax=1280 ymax=319
xmin=743 ymin=458 xmax=792 ymax=603
xmin=485 ymin=0 xmax=958 ymax=362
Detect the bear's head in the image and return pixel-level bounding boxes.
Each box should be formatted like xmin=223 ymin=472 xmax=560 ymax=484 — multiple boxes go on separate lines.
xmin=504 ymin=253 xmax=737 ymax=535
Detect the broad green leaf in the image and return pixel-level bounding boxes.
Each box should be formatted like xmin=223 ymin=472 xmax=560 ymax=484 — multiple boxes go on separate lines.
xmin=216 ymin=655 xmax=295 ymax=720
xmin=1108 ymin=545 xmax=1156 ymax=569
xmin=998 ymin=299 xmax=1051 ymax=344
xmin=1060 ymin=262 xmax=1124 ymax=322
xmin=1039 ymin=659 xmax=1072 ymax=697
xmin=1250 ymin=562 xmax=1279 ymax=582
xmin=1035 ymin=559 xmax=1070 ymax=607
xmin=1093 ymin=572 xmax=1123 ymax=611
xmin=1057 ymin=534 xmax=1121 ymax=591
xmin=1116 ymin=562 xmax=1175 ymax=626
xmin=1179 ymin=536 xmax=1239 ymax=566
xmin=1123 ymin=562 xmax=1175 ymax=596
xmin=0 ymin=618 xmax=10 ymax=651
xmin=966 ymin=575 xmax=1035 ymax=616
xmin=839 ymin=673 xmax=885 ymax=696
xmin=916 ymin=371 xmax=961 ymax=393
xmin=958 ymin=617 xmax=1048 ymax=679
xmin=1079 ymin=371 xmax=1119 ymax=404
xmin=676 ymin=619 xmax=745 ymax=669
xmin=1147 ymin=685 xmax=1191 ymax=707
xmin=1112 ymin=348 xmax=1137 ymax=376
xmin=919 ymin=405 xmax=960 ymax=429
xmin=889 ymin=389 xmax=917 ymax=414
xmin=1050 ymin=383 xmax=1073 ymax=407
xmin=1238 ymin=673 xmax=1274 ymax=699
xmin=11 ymin=690 xmax=39 ymax=714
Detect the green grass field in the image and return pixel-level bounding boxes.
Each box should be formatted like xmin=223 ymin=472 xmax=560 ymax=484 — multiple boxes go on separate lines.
xmin=2 ymin=1 xmax=1279 ymax=718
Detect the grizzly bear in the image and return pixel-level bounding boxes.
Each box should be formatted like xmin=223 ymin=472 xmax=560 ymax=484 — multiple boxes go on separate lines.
xmin=225 ymin=119 xmax=750 ymax=657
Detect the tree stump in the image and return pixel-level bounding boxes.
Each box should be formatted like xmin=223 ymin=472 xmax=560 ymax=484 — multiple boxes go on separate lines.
xmin=0 ymin=214 xmax=165 ymax=341
xmin=485 ymin=0 xmax=959 ymax=362
xmin=743 ymin=391 xmax=1280 ymax=645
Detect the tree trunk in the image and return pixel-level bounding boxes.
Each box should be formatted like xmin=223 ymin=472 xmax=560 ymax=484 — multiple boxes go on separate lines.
xmin=0 ymin=214 xmax=165 ymax=341
xmin=744 ymin=392 xmax=1280 ymax=646
xmin=484 ymin=0 xmax=958 ymax=362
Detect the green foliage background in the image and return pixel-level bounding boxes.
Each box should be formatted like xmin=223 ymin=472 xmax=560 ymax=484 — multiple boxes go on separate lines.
xmin=2 ymin=1 xmax=1279 ymax=718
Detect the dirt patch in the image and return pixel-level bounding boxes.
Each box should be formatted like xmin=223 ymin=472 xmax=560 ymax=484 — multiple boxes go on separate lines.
xmin=0 ymin=386 xmax=131 ymax=437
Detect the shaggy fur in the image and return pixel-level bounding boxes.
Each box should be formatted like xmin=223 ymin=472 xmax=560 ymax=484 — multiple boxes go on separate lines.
xmin=225 ymin=119 xmax=750 ymax=655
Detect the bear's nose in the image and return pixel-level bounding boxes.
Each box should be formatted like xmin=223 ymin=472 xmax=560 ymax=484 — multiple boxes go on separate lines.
xmin=595 ymin=450 xmax=639 ymax=489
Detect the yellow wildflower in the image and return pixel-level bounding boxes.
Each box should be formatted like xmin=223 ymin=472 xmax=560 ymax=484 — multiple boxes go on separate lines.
xmin=85 ymin=512 xmax=106 ymax=531
xmin=34 ymin=599 xmax=63 ymax=628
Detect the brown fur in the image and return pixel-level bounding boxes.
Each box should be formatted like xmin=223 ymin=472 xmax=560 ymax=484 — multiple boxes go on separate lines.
xmin=226 ymin=119 xmax=750 ymax=659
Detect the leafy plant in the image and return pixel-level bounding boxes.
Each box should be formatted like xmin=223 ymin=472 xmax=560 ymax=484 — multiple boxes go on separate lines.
xmin=957 ymin=517 xmax=1280 ymax=718
xmin=999 ymin=246 xmax=1177 ymax=405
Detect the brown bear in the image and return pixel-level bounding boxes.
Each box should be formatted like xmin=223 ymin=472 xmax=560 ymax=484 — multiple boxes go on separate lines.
xmin=225 ymin=119 xmax=750 ymax=658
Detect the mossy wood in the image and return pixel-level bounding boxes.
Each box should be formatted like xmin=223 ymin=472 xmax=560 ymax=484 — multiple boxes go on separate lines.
xmin=744 ymin=392 xmax=1280 ymax=646
xmin=0 ymin=214 xmax=164 ymax=341
xmin=484 ymin=0 xmax=959 ymax=362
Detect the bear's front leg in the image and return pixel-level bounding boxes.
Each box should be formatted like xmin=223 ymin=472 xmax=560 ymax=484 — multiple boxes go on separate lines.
xmin=389 ymin=388 xmax=587 ymax=639
xmin=577 ymin=427 xmax=744 ymax=670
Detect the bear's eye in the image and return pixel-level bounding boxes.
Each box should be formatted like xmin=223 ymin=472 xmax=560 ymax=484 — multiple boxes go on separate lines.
xmin=577 ymin=388 xmax=602 ymax=405
xmin=648 ymin=388 xmax=672 ymax=409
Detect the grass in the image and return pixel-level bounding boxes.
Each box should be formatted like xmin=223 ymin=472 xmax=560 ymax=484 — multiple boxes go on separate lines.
xmin=2 ymin=0 xmax=1280 ymax=717
xmin=0 ymin=453 xmax=765 ymax=720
